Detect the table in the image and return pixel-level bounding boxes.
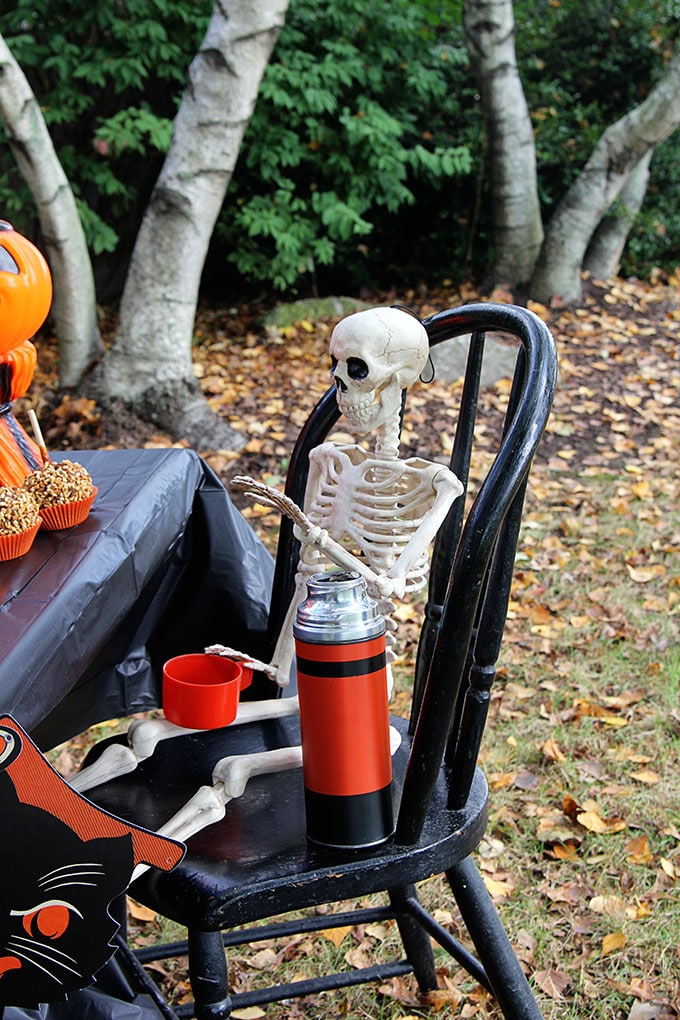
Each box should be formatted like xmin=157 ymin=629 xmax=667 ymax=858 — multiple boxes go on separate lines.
xmin=0 ymin=448 xmax=274 ymax=750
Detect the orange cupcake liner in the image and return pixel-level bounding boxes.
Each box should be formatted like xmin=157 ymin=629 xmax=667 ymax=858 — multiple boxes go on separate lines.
xmin=0 ymin=519 xmax=41 ymax=561
xmin=39 ymin=486 xmax=98 ymax=531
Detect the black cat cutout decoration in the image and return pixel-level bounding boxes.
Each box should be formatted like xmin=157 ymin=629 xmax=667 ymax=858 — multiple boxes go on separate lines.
xmin=0 ymin=715 xmax=184 ymax=1007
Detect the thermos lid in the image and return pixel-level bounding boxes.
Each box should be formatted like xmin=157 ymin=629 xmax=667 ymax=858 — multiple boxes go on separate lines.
xmin=293 ymin=570 xmax=385 ymax=642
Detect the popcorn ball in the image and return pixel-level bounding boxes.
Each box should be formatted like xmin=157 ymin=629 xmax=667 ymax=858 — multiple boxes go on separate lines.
xmin=23 ymin=460 xmax=94 ymax=507
xmin=23 ymin=460 xmax=97 ymax=531
xmin=0 ymin=486 xmax=41 ymax=535
xmin=0 ymin=486 xmax=41 ymax=560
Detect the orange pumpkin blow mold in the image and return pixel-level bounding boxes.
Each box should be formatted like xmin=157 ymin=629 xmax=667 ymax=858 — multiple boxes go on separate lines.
xmin=0 ymin=221 xmax=53 ymax=486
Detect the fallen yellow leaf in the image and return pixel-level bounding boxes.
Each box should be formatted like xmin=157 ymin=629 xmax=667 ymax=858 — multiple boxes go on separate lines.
xmin=630 ymin=769 xmax=661 ymax=785
xmin=601 ymin=931 xmax=626 ymax=956
xmin=321 ymin=925 xmax=352 ymax=948
xmin=626 ymin=563 xmax=666 ymax=583
xmin=660 ymin=858 xmax=676 ymax=880
xmin=482 ymin=875 xmax=516 ymax=900
xmin=577 ymin=810 xmax=627 ymax=835
xmin=589 ymin=894 xmax=626 ymax=916
xmin=625 ymin=834 xmax=654 ymax=865
xmin=542 ymin=736 xmax=566 ymax=763
xmin=126 ymin=897 xmax=156 ymax=923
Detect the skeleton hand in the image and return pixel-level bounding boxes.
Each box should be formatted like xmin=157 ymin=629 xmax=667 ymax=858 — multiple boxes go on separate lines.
xmin=204 ymin=644 xmax=279 ymax=682
xmin=231 ymin=476 xmax=308 ymax=529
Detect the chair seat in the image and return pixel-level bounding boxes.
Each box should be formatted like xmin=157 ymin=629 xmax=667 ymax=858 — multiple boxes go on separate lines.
xmin=84 ymin=714 xmax=489 ymax=930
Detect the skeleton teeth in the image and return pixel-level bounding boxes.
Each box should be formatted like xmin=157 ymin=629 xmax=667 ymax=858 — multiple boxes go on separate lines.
xmin=338 ymin=395 xmax=379 ymax=428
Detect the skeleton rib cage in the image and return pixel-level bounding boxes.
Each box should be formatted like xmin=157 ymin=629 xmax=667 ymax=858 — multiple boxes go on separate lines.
xmin=304 ymin=444 xmax=440 ymax=594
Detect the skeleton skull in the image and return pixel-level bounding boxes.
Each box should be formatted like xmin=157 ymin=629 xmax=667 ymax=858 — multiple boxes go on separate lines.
xmin=329 ymin=307 xmax=429 ymax=434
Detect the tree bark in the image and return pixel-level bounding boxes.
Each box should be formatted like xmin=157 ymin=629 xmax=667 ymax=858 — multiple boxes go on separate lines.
xmin=94 ymin=0 xmax=289 ymax=451
xmin=583 ymin=150 xmax=652 ymax=280
xmin=530 ymin=49 xmax=680 ymax=304
xmin=0 ymin=34 xmax=102 ymax=387
xmin=463 ymin=0 xmax=543 ymax=287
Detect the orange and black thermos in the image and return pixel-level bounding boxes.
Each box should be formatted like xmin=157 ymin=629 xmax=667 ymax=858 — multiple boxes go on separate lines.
xmin=294 ymin=570 xmax=394 ymax=849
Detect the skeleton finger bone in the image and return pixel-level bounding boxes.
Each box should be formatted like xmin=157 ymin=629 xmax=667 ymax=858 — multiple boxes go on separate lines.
xmin=203 ymin=644 xmax=279 ymax=680
xmin=231 ymin=476 xmax=308 ymax=528
xmin=70 ymin=698 xmax=300 ymax=793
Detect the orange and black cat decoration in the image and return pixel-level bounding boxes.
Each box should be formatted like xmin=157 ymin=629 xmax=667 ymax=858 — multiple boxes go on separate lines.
xmin=0 ymin=716 xmax=184 ymax=1007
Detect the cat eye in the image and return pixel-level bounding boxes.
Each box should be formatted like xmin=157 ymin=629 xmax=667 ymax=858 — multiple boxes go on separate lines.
xmin=12 ymin=901 xmax=81 ymax=940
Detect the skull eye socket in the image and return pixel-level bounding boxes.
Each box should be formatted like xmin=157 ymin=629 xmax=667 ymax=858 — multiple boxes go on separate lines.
xmin=347 ymin=357 xmax=368 ymax=380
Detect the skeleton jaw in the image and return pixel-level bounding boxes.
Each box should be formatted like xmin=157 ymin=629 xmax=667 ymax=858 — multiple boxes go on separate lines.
xmin=337 ymin=388 xmax=380 ymax=432
xmin=338 ymin=377 xmax=401 ymax=436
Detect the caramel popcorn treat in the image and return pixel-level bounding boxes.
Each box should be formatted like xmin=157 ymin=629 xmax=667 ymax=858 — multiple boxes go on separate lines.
xmin=0 ymin=486 xmax=41 ymax=535
xmin=23 ymin=460 xmax=94 ymax=507
xmin=0 ymin=486 xmax=41 ymax=560
xmin=23 ymin=460 xmax=97 ymax=531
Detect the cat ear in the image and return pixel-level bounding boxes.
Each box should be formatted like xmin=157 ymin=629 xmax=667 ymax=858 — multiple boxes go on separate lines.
xmin=0 ymin=715 xmax=184 ymax=873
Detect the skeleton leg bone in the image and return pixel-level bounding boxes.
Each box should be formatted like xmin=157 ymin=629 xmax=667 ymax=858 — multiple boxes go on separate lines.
xmin=70 ymin=697 xmax=300 ymax=794
xmin=130 ymin=725 xmax=403 ymax=882
xmin=130 ymin=745 xmax=304 ymax=882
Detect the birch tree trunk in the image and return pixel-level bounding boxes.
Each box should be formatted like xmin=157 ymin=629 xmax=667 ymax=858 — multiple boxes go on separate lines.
xmin=0 ymin=34 xmax=102 ymax=388
xmin=531 ymin=49 xmax=680 ymax=304
xmin=94 ymin=0 xmax=288 ymax=451
xmin=583 ymin=150 xmax=652 ymax=280
xmin=463 ymin=0 xmax=543 ymax=287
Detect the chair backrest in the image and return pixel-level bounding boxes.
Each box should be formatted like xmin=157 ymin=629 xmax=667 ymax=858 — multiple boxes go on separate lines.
xmin=264 ymin=303 xmax=557 ymax=843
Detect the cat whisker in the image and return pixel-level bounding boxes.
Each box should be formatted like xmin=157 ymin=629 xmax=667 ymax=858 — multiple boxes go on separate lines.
xmin=6 ymin=938 xmax=82 ymax=984
xmin=39 ymin=864 xmax=105 ymax=887
xmin=9 ymin=935 xmax=81 ymax=969
xmin=40 ymin=880 xmax=98 ymax=891
xmin=40 ymin=873 xmax=100 ymax=889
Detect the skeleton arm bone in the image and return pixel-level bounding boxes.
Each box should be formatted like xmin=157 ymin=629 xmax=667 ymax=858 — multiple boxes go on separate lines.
xmin=130 ymin=745 xmax=304 ymax=882
xmin=382 ymin=467 xmax=463 ymax=592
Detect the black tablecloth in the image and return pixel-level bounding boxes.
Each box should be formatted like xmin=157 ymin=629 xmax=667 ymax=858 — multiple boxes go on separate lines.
xmin=0 ymin=449 xmax=274 ymax=750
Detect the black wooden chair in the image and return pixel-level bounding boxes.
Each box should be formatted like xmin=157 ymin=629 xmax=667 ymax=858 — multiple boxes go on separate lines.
xmin=80 ymin=303 xmax=557 ymax=1020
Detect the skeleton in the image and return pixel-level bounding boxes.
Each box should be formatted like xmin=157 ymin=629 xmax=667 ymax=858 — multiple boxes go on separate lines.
xmin=73 ymin=307 xmax=463 ymax=847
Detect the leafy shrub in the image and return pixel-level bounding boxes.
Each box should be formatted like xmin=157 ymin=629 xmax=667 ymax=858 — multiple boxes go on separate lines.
xmin=0 ymin=0 xmax=210 ymax=259
xmin=0 ymin=0 xmax=677 ymax=298
xmin=216 ymin=0 xmax=472 ymax=291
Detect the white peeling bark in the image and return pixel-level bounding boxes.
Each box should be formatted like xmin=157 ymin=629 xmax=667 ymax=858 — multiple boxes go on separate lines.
xmin=531 ymin=49 xmax=680 ymax=304
xmin=0 ymin=34 xmax=102 ymax=387
xmin=583 ymin=150 xmax=652 ymax=280
xmin=463 ymin=0 xmax=543 ymax=287
xmin=97 ymin=0 xmax=289 ymax=450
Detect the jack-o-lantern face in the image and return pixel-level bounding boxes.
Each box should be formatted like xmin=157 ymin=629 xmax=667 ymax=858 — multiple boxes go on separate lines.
xmin=0 ymin=221 xmax=52 ymax=355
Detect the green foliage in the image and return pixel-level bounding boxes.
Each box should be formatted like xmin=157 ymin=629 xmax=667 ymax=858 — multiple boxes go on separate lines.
xmin=217 ymin=0 xmax=471 ymax=291
xmin=514 ymin=0 xmax=680 ymax=206
xmin=621 ymin=132 xmax=680 ymax=275
xmin=0 ymin=0 xmax=677 ymax=297
xmin=0 ymin=0 xmax=211 ymax=257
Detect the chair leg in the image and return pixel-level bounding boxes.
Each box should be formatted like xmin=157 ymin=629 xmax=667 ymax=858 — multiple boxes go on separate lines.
xmin=188 ymin=928 xmax=232 ymax=1020
xmin=389 ymin=884 xmax=438 ymax=993
xmin=446 ymin=857 xmax=543 ymax=1020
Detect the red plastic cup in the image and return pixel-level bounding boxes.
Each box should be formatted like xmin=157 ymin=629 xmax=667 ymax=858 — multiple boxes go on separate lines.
xmin=162 ymin=654 xmax=250 ymax=730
